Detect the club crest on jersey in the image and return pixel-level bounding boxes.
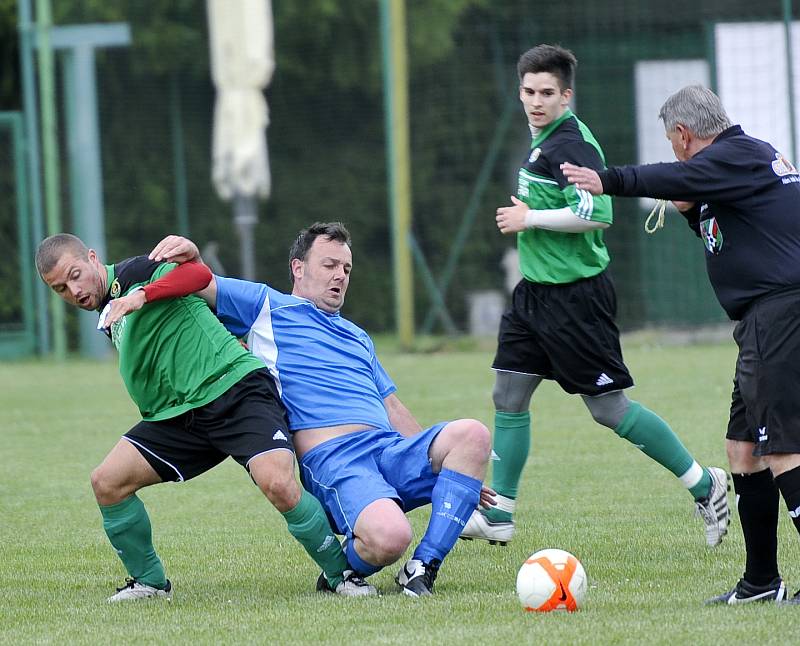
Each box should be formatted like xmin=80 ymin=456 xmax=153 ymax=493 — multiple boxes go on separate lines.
xmin=771 ymin=152 xmax=798 ymax=177
xmin=771 ymin=152 xmax=800 ymax=184
xmin=528 ymin=147 xmax=542 ymax=162
xmin=110 ymin=278 xmax=121 ymax=299
xmin=700 ymin=217 xmax=723 ymax=254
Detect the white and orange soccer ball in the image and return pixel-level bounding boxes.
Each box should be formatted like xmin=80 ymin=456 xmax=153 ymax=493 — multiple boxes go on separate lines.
xmin=516 ymin=548 xmax=587 ymax=612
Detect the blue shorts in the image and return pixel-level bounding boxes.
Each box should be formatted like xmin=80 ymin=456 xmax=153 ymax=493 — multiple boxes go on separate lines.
xmin=298 ymin=423 xmax=448 ymax=538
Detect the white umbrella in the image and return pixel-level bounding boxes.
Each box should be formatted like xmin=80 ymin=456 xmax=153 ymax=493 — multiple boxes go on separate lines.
xmin=207 ymin=0 xmax=274 ymax=278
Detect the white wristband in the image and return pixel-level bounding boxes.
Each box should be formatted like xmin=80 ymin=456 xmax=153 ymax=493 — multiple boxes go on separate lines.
xmin=524 ymin=209 xmax=538 ymax=229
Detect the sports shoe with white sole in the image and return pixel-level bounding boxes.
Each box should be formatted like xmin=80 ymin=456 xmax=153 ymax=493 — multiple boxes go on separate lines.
xmin=395 ymin=558 xmax=440 ymax=597
xmin=705 ymin=577 xmax=786 ymax=605
xmin=316 ymin=569 xmax=378 ymax=597
xmin=459 ymin=509 xmax=515 ymax=545
xmin=107 ymin=578 xmax=172 ymax=603
xmin=695 ymin=466 xmax=731 ymax=547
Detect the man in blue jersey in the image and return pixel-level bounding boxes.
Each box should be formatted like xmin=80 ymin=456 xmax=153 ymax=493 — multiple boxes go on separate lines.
xmin=133 ymin=223 xmax=491 ymax=597
xmin=562 ymin=84 xmax=800 ymax=605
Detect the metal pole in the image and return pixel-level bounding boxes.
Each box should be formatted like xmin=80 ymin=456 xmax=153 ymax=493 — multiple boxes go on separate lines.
xmin=784 ymin=0 xmax=798 ymax=164
xmin=380 ymin=0 xmax=414 ymax=350
xmin=36 ymin=0 xmax=66 ymax=359
xmin=170 ymin=72 xmax=190 ymax=235
xmin=234 ymin=194 xmax=257 ymax=280
xmin=17 ymin=0 xmax=50 ymax=354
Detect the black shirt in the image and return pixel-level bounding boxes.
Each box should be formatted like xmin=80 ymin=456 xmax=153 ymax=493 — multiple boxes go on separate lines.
xmin=598 ymin=126 xmax=800 ymax=320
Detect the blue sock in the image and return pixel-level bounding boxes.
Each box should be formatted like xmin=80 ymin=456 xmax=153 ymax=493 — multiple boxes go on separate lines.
xmin=413 ymin=468 xmax=481 ymax=564
xmin=344 ymin=536 xmax=382 ymax=576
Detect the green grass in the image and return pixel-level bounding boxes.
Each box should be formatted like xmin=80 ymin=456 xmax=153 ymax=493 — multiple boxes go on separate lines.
xmin=2 ymin=341 xmax=799 ymax=644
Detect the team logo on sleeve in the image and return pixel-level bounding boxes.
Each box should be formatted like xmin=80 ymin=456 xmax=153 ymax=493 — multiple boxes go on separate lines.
xmin=771 ymin=152 xmax=798 ymax=177
xmin=699 ymin=217 xmax=723 ymax=254
xmin=528 ymin=147 xmax=542 ymax=162
xmin=110 ymin=278 xmax=121 ymax=299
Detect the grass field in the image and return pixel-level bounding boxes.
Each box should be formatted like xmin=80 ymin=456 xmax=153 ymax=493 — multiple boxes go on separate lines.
xmin=2 ymin=339 xmax=799 ymax=644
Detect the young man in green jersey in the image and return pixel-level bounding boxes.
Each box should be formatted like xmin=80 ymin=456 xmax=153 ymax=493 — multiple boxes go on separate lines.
xmin=36 ymin=233 xmax=373 ymax=601
xmin=460 ymin=44 xmax=730 ymax=548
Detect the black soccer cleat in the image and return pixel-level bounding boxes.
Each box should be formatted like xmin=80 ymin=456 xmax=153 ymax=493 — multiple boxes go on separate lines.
xmin=705 ymin=577 xmax=787 ymax=605
xmin=395 ymin=558 xmax=440 ymax=597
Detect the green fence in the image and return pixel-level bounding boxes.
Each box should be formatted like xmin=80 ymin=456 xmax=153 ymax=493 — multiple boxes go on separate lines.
xmin=0 ymin=111 xmax=36 ymax=358
xmin=8 ymin=0 xmax=799 ymax=353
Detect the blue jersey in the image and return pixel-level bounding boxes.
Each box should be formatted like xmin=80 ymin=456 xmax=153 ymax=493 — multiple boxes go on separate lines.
xmin=214 ymin=275 xmax=396 ymax=432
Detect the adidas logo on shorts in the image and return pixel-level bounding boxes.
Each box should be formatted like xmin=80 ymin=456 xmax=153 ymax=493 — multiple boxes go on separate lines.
xmin=273 ymin=429 xmax=288 ymax=441
xmin=595 ymin=373 xmax=613 ymax=386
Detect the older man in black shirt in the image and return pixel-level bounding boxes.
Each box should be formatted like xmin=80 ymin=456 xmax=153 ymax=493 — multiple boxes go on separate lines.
xmin=562 ymin=84 xmax=800 ymax=605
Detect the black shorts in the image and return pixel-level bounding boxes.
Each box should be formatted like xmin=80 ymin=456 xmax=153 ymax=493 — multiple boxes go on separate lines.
xmin=726 ymin=286 xmax=800 ymax=455
xmin=492 ymin=271 xmax=633 ymax=395
xmin=124 ymin=368 xmax=292 ymax=482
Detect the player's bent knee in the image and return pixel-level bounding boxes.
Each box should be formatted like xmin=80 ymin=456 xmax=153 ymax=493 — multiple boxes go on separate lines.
xmin=255 ymin=473 xmax=301 ymax=512
xmin=447 ymin=419 xmax=491 ymax=463
xmin=90 ymin=465 xmax=128 ymax=506
xmin=361 ymin=522 xmax=412 ymax=564
xmin=355 ymin=500 xmax=412 ymax=564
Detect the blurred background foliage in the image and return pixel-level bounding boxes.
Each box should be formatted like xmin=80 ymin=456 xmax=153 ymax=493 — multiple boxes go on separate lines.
xmin=0 ymin=0 xmax=788 ymax=343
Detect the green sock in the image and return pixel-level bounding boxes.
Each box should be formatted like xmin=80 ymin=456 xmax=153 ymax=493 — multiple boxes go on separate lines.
xmin=282 ymin=490 xmax=348 ymax=588
xmin=100 ymin=495 xmax=166 ymax=589
xmin=485 ymin=411 xmax=531 ymax=522
xmin=614 ymin=401 xmax=710 ymax=499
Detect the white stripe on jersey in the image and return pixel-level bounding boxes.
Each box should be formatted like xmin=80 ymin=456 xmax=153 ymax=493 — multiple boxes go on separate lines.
xmin=575 ymin=188 xmax=594 ymax=219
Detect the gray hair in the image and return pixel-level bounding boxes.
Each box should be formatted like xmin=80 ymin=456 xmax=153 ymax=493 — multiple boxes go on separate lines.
xmin=658 ymin=85 xmax=732 ymax=139
xmin=35 ymin=233 xmax=89 ymax=276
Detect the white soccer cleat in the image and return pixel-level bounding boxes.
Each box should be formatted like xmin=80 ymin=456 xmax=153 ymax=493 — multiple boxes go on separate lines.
xmin=695 ymin=466 xmax=731 ymax=547
xmin=459 ymin=509 xmax=515 ymax=545
xmin=107 ymin=578 xmax=172 ymax=603
xmin=316 ymin=569 xmax=378 ymax=597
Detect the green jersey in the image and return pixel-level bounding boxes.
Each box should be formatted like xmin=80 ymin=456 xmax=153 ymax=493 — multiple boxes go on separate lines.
xmin=516 ymin=109 xmax=613 ymax=284
xmin=100 ymin=256 xmax=264 ymax=421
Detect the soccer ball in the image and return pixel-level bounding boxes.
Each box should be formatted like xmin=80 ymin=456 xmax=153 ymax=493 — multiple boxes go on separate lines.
xmin=516 ymin=548 xmax=587 ymax=612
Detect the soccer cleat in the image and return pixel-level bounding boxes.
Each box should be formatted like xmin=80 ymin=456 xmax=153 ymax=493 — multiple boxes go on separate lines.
xmin=107 ymin=577 xmax=172 ymax=603
xmin=705 ymin=577 xmax=787 ymax=605
xmin=316 ymin=569 xmax=377 ymax=597
xmin=694 ymin=466 xmax=731 ymax=547
xmin=459 ymin=509 xmax=515 ymax=545
xmin=395 ymin=558 xmax=440 ymax=597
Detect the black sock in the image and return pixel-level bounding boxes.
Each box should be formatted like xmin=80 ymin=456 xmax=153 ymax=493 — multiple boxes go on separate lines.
xmin=774 ymin=465 xmax=800 ymax=539
xmin=732 ymin=469 xmax=780 ymax=586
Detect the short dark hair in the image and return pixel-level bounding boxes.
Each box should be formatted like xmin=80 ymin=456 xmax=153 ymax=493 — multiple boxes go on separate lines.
xmin=35 ymin=233 xmax=89 ymax=277
xmin=517 ymin=44 xmax=577 ymax=90
xmin=288 ymin=222 xmax=351 ymax=284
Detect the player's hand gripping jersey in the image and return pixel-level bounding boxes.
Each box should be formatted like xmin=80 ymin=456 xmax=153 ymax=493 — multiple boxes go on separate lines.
xmin=518 ymin=109 xmax=613 ymax=284
xmin=214 ymin=275 xmax=397 ymax=432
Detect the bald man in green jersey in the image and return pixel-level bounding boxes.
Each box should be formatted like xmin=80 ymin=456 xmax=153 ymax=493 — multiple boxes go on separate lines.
xmin=36 ymin=233 xmax=374 ymax=601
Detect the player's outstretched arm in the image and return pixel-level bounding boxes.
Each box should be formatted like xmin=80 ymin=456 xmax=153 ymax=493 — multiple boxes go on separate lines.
xmin=560 ymin=162 xmax=603 ymax=195
xmin=148 ymin=235 xmax=218 ymax=308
